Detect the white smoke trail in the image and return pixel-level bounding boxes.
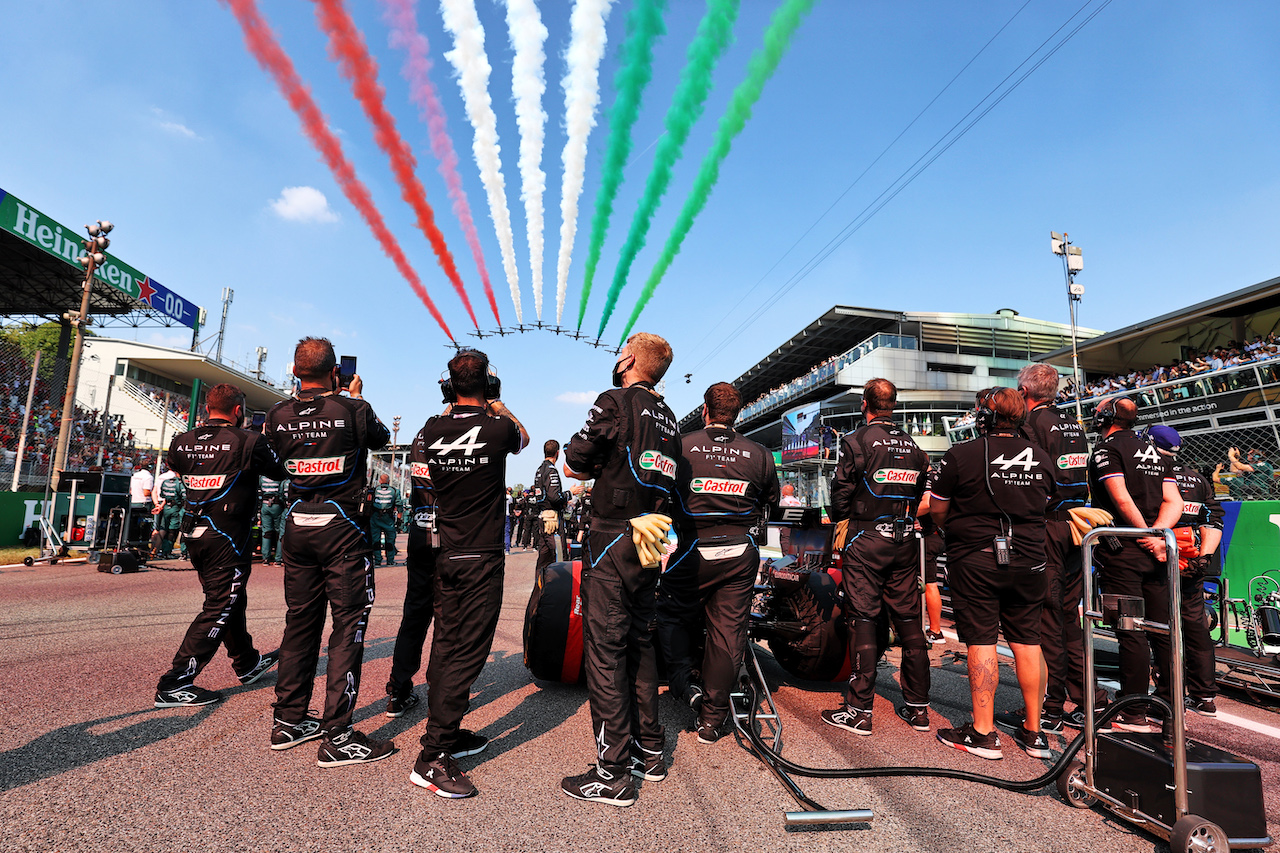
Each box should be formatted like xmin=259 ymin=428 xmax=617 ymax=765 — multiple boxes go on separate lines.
xmin=554 ymin=0 xmax=614 ymax=325
xmin=439 ymin=0 xmax=522 ymax=322
xmin=504 ymin=0 xmax=548 ymax=321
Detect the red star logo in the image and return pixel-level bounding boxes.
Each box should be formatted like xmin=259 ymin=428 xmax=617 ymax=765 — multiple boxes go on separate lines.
xmin=136 ymin=277 xmax=157 ymax=306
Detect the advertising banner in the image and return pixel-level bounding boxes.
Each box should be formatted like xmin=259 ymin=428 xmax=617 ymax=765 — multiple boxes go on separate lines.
xmin=781 ymin=402 xmax=821 ymax=463
xmin=0 ymin=188 xmax=201 ymax=329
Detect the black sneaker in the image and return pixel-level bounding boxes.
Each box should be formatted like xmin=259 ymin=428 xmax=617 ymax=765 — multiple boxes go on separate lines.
xmin=560 ymin=766 xmax=638 ymax=807
xmin=1062 ymin=706 xmax=1113 ymax=732
xmin=236 ymin=651 xmax=279 ymax=686
xmin=385 ymin=691 xmax=420 ymax=718
xmin=937 ymin=722 xmax=1003 ymax=760
xmin=896 ymin=704 xmax=930 ymax=732
xmin=270 ymin=715 xmax=324 ymax=751
xmin=926 ymin=629 xmax=946 ymax=644
xmin=1111 ymin=710 xmax=1157 ymax=733
xmin=687 ymin=682 xmax=705 ymax=715
xmin=450 ymin=729 xmax=489 ymax=758
xmin=696 ymin=719 xmax=725 ymax=744
xmin=316 ymin=729 xmax=396 ymax=767
xmin=1012 ymin=726 xmax=1051 ymax=759
xmin=411 ymin=751 xmax=477 ymax=799
xmin=630 ymin=753 xmax=668 ymax=782
xmin=1185 ymin=696 xmax=1218 ymax=717
xmin=154 ymin=685 xmax=223 ymax=708
xmin=821 ymin=706 xmax=872 ymax=736
xmin=995 ymin=708 xmax=1064 ymax=735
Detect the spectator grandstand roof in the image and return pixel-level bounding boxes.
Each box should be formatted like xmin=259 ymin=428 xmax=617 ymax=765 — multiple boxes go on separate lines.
xmin=0 ymin=187 xmax=203 ymax=331
xmin=1038 ymin=273 xmax=1280 ymax=374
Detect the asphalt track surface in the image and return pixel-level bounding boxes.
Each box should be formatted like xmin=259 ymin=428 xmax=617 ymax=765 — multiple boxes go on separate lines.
xmin=2 ymin=542 xmax=1277 ymax=852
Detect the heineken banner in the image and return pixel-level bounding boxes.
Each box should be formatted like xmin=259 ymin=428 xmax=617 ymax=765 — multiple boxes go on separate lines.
xmin=0 ymin=187 xmax=201 ymax=329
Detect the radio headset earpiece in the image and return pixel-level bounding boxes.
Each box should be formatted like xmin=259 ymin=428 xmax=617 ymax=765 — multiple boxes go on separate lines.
xmin=439 ymin=349 xmax=501 ymax=405
xmin=1093 ymin=397 xmax=1116 ymax=431
xmin=974 ymin=389 xmax=998 ymax=435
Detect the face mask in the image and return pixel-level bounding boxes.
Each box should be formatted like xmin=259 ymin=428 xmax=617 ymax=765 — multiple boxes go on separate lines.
xmin=612 ymin=356 xmax=634 ymax=388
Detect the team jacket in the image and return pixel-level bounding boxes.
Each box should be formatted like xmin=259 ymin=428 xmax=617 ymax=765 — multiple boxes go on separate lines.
xmin=264 ymin=390 xmax=389 ymax=508
xmin=1021 ymin=403 xmax=1089 ymax=511
xmin=1171 ymin=463 xmax=1224 ymax=530
xmin=532 ymin=458 xmax=568 ymax=513
xmin=259 ymin=475 xmax=287 ymax=506
xmin=1087 ymin=429 xmax=1177 ymax=524
xmin=167 ymin=419 xmax=288 ymax=546
xmin=564 ymin=382 xmax=681 ymax=522
xmin=676 ymin=425 xmax=780 ymax=541
xmin=371 ymin=484 xmax=403 ymax=514
xmin=157 ymin=473 xmax=185 ymax=506
xmin=831 ymin=418 xmax=928 ymax=524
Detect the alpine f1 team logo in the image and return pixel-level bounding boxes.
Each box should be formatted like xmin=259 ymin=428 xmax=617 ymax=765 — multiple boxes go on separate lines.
xmin=287 ymin=456 xmax=345 ymax=476
xmin=1056 ymin=453 xmax=1088 ymax=469
xmin=638 ymin=450 xmax=676 ymax=478
xmin=183 ymin=474 xmax=227 ymax=490
xmin=1134 ymin=445 xmax=1161 ymax=464
xmin=992 ymin=448 xmax=1039 ymax=471
xmin=690 ymin=477 xmax=749 ymax=495
xmin=872 ymin=468 xmax=920 ymax=484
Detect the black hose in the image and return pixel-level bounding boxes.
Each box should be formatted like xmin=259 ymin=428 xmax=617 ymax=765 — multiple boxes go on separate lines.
xmin=735 ymin=676 xmax=1169 ymax=794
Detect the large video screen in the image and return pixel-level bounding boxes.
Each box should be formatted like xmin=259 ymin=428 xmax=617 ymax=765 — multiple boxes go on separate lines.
xmin=781 ymin=402 xmax=821 ymax=463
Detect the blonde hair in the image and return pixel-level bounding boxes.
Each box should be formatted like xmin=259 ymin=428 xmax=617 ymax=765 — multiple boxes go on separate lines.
xmin=626 ymin=332 xmax=673 ymax=382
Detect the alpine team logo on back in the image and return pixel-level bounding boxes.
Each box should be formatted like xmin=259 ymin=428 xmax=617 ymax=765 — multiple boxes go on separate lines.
xmin=1134 ymin=445 xmax=1161 ymax=464
xmin=287 ymin=456 xmax=345 ymax=476
xmin=872 ymin=468 xmax=920 ymax=484
xmin=992 ymin=448 xmax=1038 ymax=471
xmin=638 ymin=450 xmax=676 ymax=479
xmin=690 ymin=477 xmax=749 ymax=495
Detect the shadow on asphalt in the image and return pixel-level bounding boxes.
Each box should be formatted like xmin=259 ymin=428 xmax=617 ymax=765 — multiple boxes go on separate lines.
xmin=0 ymin=705 xmax=218 ymax=792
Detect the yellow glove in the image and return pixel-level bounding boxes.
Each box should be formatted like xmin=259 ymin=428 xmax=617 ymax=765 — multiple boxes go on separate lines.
xmin=541 ymin=509 xmax=559 ymax=535
xmin=630 ymin=513 xmax=672 ymax=569
xmin=1066 ymin=506 xmax=1114 ymax=546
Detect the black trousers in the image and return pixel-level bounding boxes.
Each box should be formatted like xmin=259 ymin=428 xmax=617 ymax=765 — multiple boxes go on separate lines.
xmin=841 ymin=531 xmax=930 ymax=710
xmin=656 ymin=539 xmax=756 ymax=728
xmin=1096 ymin=544 xmax=1173 ymax=703
xmin=582 ymin=525 xmax=663 ymax=777
xmin=274 ymin=505 xmax=374 ymax=736
xmin=418 ymin=549 xmax=504 ymax=757
xmin=1153 ymin=575 xmax=1217 ymax=700
xmin=533 ymin=519 xmax=558 ymax=575
xmin=387 ymin=520 xmax=437 ymax=698
xmin=156 ymin=529 xmax=259 ymax=691
xmin=518 ymin=514 xmax=534 ymax=548
xmin=1042 ymin=517 xmax=1107 ymax=714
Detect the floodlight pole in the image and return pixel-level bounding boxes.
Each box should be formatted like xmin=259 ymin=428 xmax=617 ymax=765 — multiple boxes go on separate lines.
xmin=1051 ymin=231 xmax=1085 ymax=425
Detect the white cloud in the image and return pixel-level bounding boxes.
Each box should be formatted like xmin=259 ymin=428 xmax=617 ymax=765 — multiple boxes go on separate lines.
xmin=269 ymin=186 xmax=339 ymax=224
xmin=151 ymin=107 xmax=202 ymax=140
xmin=556 ymin=391 xmax=597 ymax=405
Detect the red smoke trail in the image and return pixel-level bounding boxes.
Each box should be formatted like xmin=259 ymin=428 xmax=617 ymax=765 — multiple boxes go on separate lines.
xmin=223 ymin=0 xmax=453 ymax=340
xmin=380 ymin=0 xmax=500 ymax=325
xmin=313 ymin=0 xmax=479 ymax=329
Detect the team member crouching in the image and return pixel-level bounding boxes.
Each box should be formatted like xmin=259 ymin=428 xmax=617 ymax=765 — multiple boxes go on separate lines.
xmin=658 ymin=382 xmax=779 ymax=744
xmin=561 ymin=333 xmax=681 ymax=807
xmin=409 ymin=350 xmax=528 ymax=799
xmin=928 ymin=388 xmax=1054 ymax=760
xmin=154 ymin=383 xmax=288 ymax=708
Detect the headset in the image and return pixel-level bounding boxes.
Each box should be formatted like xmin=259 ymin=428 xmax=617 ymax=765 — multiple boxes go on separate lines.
xmin=1092 ymin=396 xmax=1117 ymax=431
xmin=973 ymin=388 xmax=998 ymax=435
xmin=440 ymin=349 xmax=502 ymax=404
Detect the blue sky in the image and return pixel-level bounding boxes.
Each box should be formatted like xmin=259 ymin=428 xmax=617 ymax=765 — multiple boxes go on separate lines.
xmin=2 ymin=1 xmax=1277 ymax=485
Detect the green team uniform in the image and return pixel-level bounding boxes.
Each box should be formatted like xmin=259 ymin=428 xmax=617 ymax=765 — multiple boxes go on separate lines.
xmin=259 ymin=475 xmax=288 ymax=564
xmin=156 ymin=474 xmax=185 ymax=558
xmin=370 ymin=482 xmax=403 ymax=566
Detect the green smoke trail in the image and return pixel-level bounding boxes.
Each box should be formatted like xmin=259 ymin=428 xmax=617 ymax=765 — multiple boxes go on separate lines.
xmin=575 ymin=0 xmax=666 ymax=330
xmin=595 ymin=0 xmax=740 ymax=337
xmin=617 ymin=0 xmax=815 ymax=341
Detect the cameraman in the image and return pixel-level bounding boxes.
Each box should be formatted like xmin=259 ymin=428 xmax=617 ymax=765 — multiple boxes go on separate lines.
xmin=408 ymin=350 xmax=527 ymax=799
xmin=929 ymin=388 xmax=1054 ymax=760
xmin=266 ymin=337 xmax=392 ymax=765
xmin=531 ymin=440 xmax=568 ymax=573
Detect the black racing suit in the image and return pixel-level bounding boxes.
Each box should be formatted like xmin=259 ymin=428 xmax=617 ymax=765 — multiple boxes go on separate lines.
xmin=658 ymin=424 xmax=779 ymax=728
xmin=414 ymin=405 xmax=523 ymax=761
xmin=831 ymin=417 xmax=930 ymax=712
xmin=1021 ymin=403 xmax=1107 ymax=715
xmin=1168 ymin=464 xmax=1223 ymax=701
xmin=565 ymin=382 xmax=680 ymax=781
xmin=531 ymin=458 xmax=568 ymax=572
xmin=265 ymin=390 xmax=389 ymax=737
xmin=386 ymin=433 xmax=440 ymax=703
xmin=157 ymin=419 xmax=288 ymax=692
xmin=1088 ymin=429 xmax=1178 ymax=704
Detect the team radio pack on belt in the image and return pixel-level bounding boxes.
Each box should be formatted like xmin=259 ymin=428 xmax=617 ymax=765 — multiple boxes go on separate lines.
xmin=521 ymin=508 xmax=1270 ymax=846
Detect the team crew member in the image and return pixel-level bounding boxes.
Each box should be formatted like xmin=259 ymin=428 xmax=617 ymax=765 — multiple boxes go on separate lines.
xmin=1148 ymin=425 xmax=1221 ymax=717
xmin=1003 ymin=362 xmax=1109 ymax=731
xmin=1087 ymin=397 xmax=1183 ymax=732
xmin=266 ymin=337 xmax=393 ymax=765
xmin=259 ymin=474 xmax=287 ymax=565
xmin=928 ymin=388 xmax=1055 ymax=760
xmin=531 ymin=440 xmax=569 ymax=573
xmin=154 ymin=383 xmax=288 ymax=708
xmin=561 ymin=333 xmax=681 ymax=808
xmin=409 ymin=350 xmax=527 ymax=799
xmin=916 ymin=492 xmax=946 ymax=644
xmin=384 ymin=428 xmax=445 ymax=720
xmin=822 ymin=378 xmax=931 ymax=737
xmin=153 ymin=463 xmax=185 ymax=559
xmin=370 ymin=473 xmax=404 ymax=566
xmin=129 ymin=456 xmax=155 ymax=543
xmin=658 ymin=382 xmax=779 ymax=743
